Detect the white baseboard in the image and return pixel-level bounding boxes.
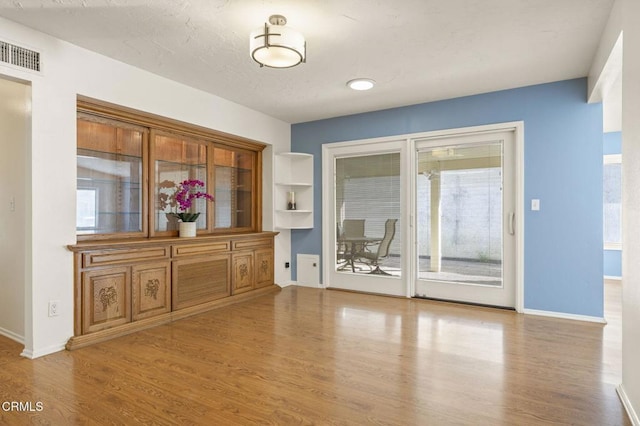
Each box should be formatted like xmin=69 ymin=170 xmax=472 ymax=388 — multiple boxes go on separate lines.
xmin=617 ymin=384 xmax=640 ymax=425
xmin=276 ymin=281 xmax=295 ymax=288
xmin=20 ymin=349 xmax=35 ymax=359
xmin=0 ymin=326 xmax=24 ymax=344
xmin=292 ymin=281 xmax=324 ymax=289
xmin=605 ymin=275 xmax=622 ymax=282
xmin=20 ymin=341 xmax=68 ymax=359
xmin=523 ymin=308 xmax=606 ymax=324
xmin=0 ymin=328 xmax=66 ymax=359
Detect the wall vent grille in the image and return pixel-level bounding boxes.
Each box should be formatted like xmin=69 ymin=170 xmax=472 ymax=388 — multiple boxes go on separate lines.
xmin=0 ymin=40 xmax=41 ymax=72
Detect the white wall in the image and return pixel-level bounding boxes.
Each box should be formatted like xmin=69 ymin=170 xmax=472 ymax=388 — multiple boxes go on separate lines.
xmin=0 ymin=77 xmax=29 ymax=343
xmin=0 ymin=16 xmax=291 ymax=358
xmin=592 ymin=0 xmax=640 ymax=422
xmin=588 ymin=0 xmax=622 ymax=103
xmin=621 ymin=0 xmax=640 ymax=422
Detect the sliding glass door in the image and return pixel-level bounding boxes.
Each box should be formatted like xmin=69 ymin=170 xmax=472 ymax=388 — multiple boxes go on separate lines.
xmin=321 ymin=126 xmax=519 ymax=307
xmin=414 ymin=131 xmax=516 ymax=307
xmin=323 ymin=140 xmax=407 ymax=296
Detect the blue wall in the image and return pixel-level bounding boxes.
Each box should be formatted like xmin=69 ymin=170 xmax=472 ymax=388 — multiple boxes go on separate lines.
xmin=604 ymin=131 xmax=622 ymax=155
xmin=291 ymin=78 xmax=604 ymax=318
xmin=604 ymin=131 xmax=622 ymax=278
xmin=604 ymin=250 xmax=622 ymax=277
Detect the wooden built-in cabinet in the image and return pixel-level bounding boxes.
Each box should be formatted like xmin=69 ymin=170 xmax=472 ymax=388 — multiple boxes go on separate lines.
xmin=68 ymin=232 xmax=278 ymax=350
xmin=76 ymin=98 xmax=264 ymax=240
xmin=70 ymin=97 xmax=278 ymax=350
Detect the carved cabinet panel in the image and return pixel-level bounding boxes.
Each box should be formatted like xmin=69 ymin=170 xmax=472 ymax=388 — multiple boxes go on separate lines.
xmin=172 ymin=254 xmax=231 ymax=310
xmin=132 ymin=261 xmax=171 ymax=321
xmin=82 ymin=266 xmax=131 ymax=334
xmin=232 ymin=252 xmax=254 ymax=295
xmin=255 ymin=248 xmax=274 ymax=289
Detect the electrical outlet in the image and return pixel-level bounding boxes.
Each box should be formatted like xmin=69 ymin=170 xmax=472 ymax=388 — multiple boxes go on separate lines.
xmin=285 ymin=262 xmax=290 ymax=268
xmin=48 ymin=300 xmax=60 ymax=317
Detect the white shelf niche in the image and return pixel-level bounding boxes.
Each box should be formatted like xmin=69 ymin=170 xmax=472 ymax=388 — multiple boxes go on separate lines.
xmin=274 ymin=153 xmax=313 ymax=229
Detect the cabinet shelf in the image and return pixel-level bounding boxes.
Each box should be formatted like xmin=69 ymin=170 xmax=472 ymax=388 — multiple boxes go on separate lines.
xmin=77 ymin=178 xmax=141 ymax=186
xmin=276 ymin=209 xmax=312 ymax=213
xmin=275 ymin=182 xmax=312 ymax=187
xmin=274 ymin=153 xmax=314 ymax=230
xmin=77 ymin=148 xmax=142 ymax=161
xmin=94 ymin=212 xmax=142 ymax=215
xmin=156 ymin=159 xmax=207 ymax=168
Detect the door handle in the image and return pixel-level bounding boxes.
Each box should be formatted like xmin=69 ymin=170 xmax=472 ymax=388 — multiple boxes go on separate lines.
xmin=508 ymin=212 xmax=515 ymax=235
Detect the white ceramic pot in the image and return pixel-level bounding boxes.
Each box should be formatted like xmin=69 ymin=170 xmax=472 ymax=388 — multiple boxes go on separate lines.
xmin=179 ymin=221 xmax=197 ymax=237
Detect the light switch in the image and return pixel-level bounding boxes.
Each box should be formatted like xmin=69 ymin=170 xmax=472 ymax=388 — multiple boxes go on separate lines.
xmin=531 ymin=199 xmax=540 ymax=211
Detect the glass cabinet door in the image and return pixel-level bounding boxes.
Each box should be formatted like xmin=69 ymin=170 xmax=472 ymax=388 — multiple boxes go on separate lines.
xmin=214 ymin=147 xmax=255 ymax=231
xmin=153 ymin=133 xmax=209 ymax=233
xmin=76 ymin=116 xmax=145 ymax=237
xmin=76 ymin=101 xmax=264 ymax=241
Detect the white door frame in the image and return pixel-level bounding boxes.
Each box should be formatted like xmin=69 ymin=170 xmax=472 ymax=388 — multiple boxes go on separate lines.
xmin=321 ymin=122 xmax=524 ymax=312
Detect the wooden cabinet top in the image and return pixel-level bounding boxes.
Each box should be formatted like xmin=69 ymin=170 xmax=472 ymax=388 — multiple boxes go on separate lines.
xmin=68 ymin=231 xmax=278 ymax=252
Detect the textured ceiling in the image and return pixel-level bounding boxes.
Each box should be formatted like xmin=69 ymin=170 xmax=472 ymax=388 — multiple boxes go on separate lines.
xmin=0 ymin=0 xmax=615 ymax=124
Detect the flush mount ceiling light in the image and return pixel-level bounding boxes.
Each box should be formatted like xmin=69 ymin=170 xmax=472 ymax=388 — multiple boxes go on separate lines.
xmin=347 ymin=78 xmax=376 ymax=91
xmin=250 ymin=14 xmax=306 ymax=68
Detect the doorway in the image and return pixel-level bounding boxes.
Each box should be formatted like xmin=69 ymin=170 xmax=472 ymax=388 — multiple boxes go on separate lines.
xmin=322 ymin=123 xmax=523 ymax=308
xmin=0 ymin=76 xmax=30 ymax=345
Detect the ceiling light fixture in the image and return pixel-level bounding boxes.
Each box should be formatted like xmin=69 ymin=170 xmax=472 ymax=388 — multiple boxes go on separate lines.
xmin=250 ymin=14 xmax=306 ymax=68
xmin=347 ymin=78 xmax=376 ymax=91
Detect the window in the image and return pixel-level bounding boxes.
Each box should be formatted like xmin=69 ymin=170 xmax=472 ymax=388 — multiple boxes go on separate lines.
xmin=603 ymin=154 xmax=622 ymax=249
xmin=76 ymin=188 xmax=97 ymax=230
xmin=335 ymin=153 xmax=402 ymax=276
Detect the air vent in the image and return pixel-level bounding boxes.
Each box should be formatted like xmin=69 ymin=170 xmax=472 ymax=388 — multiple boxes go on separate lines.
xmin=0 ymin=40 xmax=41 ymax=72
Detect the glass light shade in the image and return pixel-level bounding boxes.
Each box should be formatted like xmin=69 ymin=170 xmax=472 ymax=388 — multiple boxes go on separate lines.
xmin=250 ymin=24 xmax=306 ymax=68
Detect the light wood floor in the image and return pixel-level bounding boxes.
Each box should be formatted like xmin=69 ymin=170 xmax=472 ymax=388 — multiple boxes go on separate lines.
xmin=0 ymin=282 xmax=630 ymax=425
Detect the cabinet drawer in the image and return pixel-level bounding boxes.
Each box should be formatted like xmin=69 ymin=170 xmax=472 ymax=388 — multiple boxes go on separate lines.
xmin=171 ymin=241 xmax=231 ymax=258
xmin=232 ymin=238 xmax=273 ymax=251
xmin=83 ymin=247 xmax=169 ymax=268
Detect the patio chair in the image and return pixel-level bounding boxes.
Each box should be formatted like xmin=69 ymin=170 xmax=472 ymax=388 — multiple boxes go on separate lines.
xmin=354 ymin=219 xmax=397 ymax=275
xmin=337 ymin=219 xmax=365 ymax=271
xmin=342 ymin=219 xmax=365 ymax=239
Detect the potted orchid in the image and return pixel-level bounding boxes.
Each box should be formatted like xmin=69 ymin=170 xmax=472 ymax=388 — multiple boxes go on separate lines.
xmin=166 ymin=179 xmax=214 ymax=237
